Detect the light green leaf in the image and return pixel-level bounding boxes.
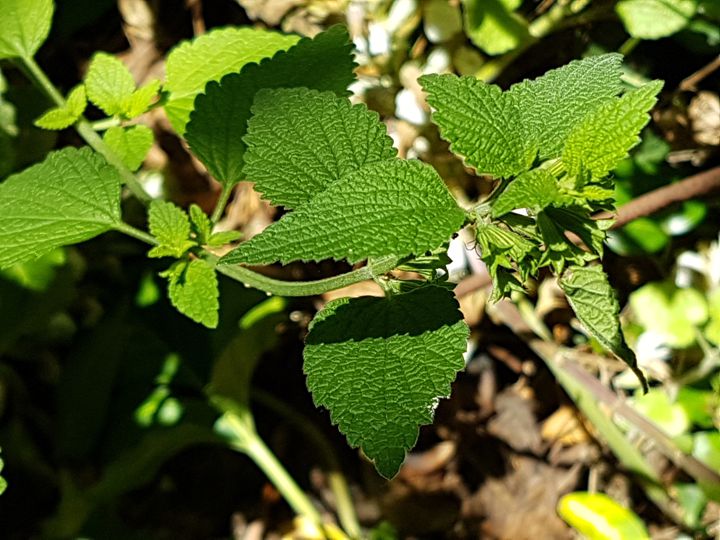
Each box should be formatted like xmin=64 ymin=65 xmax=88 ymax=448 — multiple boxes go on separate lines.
xmin=492 ymin=169 xmax=564 ymax=216
xmin=0 ymin=0 xmax=54 ymax=60
xmin=162 ymin=259 xmax=219 ymax=328
xmin=537 ymin=212 xmax=598 ymax=274
xmin=207 ymin=230 xmax=241 ymax=247
xmin=304 ymin=285 xmax=468 ymax=478
xmin=632 ymin=389 xmax=691 ymax=437
xmin=508 ymin=54 xmax=624 ymax=160
xmin=560 ymin=265 xmax=646 ymax=388
xmin=102 ymin=124 xmax=153 ymax=171
xmin=617 ymin=0 xmax=697 ymax=39
xmin=186 ymin=25 xmax=357 ymax=187
xmin=243 ymin=87 xmax=396 ymax=209
xmin=189 ymin=204 xmax=212 ymax=244
xmin=420 ymin=73 xmax=534 ymax=178
xmin=462 ymin=0 xmax=528 ymax=56
xmin=558 ymin=492 xmax=650 ymax=540
xmin=85 ymin=52 xmax=137 ymax=117
xmin=563 ymin=81 xmax=663 ymax=179
xmin=124 ymin=80 xmax=161 ymax=118
xmin=0 ymin=147 xmax=122 ymax=269
xmin=147 ymin=200 xmax=195 ymax=259
xmin=220 ymin=160 xmax=466 ymax=265
xmin=35 ymin=85 xmax=87 ymax=130
xmin=164 ymin=27 xmax=299 ymax=134
xmin=0 ymin=248 xmax=66 ymax=291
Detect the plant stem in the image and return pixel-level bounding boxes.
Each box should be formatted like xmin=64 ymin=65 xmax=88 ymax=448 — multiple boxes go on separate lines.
xmin=618 ymin=37 xmax=640 ymax=57
xmin=211 ymin=183 xmax=235 ymax=225
xmin=16 ymin=55 xmax=152 ymax=204
xmin=89 ymin=117 xmax=122 ymax=131
xmin=113 ymin=222 xmax=158 ymax=245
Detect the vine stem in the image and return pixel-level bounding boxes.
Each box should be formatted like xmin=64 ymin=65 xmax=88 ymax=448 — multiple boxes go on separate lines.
xmin=17 ymin=55 xmax=152 ymax=204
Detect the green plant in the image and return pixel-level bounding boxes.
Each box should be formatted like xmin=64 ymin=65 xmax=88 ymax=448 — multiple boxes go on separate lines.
xmin=0 ymin=0 xmax=661 ymax=488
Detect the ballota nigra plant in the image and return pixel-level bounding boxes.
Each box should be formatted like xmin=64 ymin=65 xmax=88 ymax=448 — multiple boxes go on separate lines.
xmin=0 ymin=0 xmax=660 ymax=480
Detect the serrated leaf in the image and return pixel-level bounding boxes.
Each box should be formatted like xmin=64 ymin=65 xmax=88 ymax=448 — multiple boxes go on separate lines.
xmin=164 ymin=27 xmax=299 ymax=133
xmin=0 ymin=0 xmax=53 ymax=60
xmin=85 ymin=52 xmax=137 ymax=117
xmin=304 ymin=285 xmax=468 ymax=478
xmin=124 ymin=80 xmax=161 ymax=118
xmin=220 ymin=160 xmax=466 ymax=265
xmin=189 ymin=204 xmax=212 ymax=244
xmin=0 ymin=147 xmax=122 ymax=269
xmin=35 ymin=85 xmax=87 ymax=130
xmin=462 ymin=0 xmax=528 ymax=56
xmin=563 ymin=81 xmax=663 ymax=179
xmin=147 ymin=200 xmax=195 ymax=258
xmin=162 ymin=259 xmax=219 ymax=328
xmin=102 ymin=125 xmax=153 ymax=171
xmin=560 ymin=265 xmax=647 ymax=389
xmin=186 ymin=25 xmax=357 ymax=187
xmin=420 ymin=74 xmax=534 ymax=178
xmin=492 ymin=169 xmax=564 ymax=216
xmin=617 ymin=0 xmax=697 ymax=39
xmin=508 ymin=54 xmax=624 ymax=159
xmin=243 ymin=87 xmax=396 ymax=209
xmin=537 ymin=212 xmax=597 ymax=273
xmin=207 ymin=231 xmax=241 ymax=247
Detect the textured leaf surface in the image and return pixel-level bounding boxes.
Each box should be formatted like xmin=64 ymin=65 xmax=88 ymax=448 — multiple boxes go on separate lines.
xmin=420 ymin=74 xmax=534 ymax=178
xmin=163 ymin=259 xmax=219 ymax=328
xmin=186 ymin=25 xmax=356 ymax=186
xmin=304 ymin=285 xmax=468 ymax=478
xmin=85 ymin=52 xmax=137 ymax=117
xmin=508 ymin=54 xmax=624 ymax=159
xmin=103 ymin=125 xmax=153 ymax=171
xmin=492 ymin=169 xmax=564 ymax=216
xmin=164 ymin=27 xmax=299 ymax=133
xmin=35 ymin=85 xmax=87 ymax=130
xmin=147 ymin=201 xmax=195 ymax=259
xmin=124 ymin=80 xmax=161 ymax=118
xmin=0 ymin=148 xmax=122 ymax=268
xmin=563 ymin=81 xmax=663 ymax=178
xmin=617 ymin=0 xmax=697 ymax=38
xmin=560 ymin=265 xmax=645 ymax=386
xmin=221 ymin=160 xmax=466 ymax=265
xmin=243 ymin=87 xmax=396 ymax=209
xmin=0 ymin=0 xmax=53 ymax=59
xmin=462 ymin=0 xmax=527 ymax=56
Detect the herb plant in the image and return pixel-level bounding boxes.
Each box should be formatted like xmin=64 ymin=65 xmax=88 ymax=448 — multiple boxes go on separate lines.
xmin=0 ymin=0 xmax=661 ymax=481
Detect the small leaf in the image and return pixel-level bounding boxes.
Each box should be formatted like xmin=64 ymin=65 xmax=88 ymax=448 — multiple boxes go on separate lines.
xmin=220 ymin=160 xmax=466 ymax=265
xmin=189 ymin=204 xmax=212 ymax=244
xmin=85 ymin=52 xmax=137 ymax=117
xmin=124 ymin=80 xmax=161 ymax=118
xmin=243 ymin=87 xmax=396 ymax=209
xmin=207 ymin=231 xmax=241 ymax=247
xmin=147 ymin=201 xmax=195 ymax=259
xmin=35 ymin=85 xmax=87 ymax=130
xmin=560 ymin=265 xmax=647 ymax=390
xmin=563 ymin=81 xmax=663 ymax=179
xmin=492 ymin=169 xmax=565 ymax=217
xmin=162 ymin=259 xmax=219 ymax=328
xmin=164 ymin=27 xmax=299 ymax=133
xmin=0 ymin=0 xmax=54 ymax=60
xmin=558 ymin=492 xmax=650 ymax=540
xmin=462 ymin=0 xmax=528 ymax=56
xmin=617 ymin=0 xmax=697 ymax=39
xmin=186 ymin=25 xmax=357 ymax=187
xmin=304 ymin=285 xmax=468 ymax=478
xmin=102 ymin=125 xmax=154 ymax=171
xmin=0 ymin=147 xmax=122 ymax=269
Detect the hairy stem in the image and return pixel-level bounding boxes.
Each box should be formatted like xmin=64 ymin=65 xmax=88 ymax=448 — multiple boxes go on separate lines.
xmin=17 ymin=55 xmax=152 ymax=204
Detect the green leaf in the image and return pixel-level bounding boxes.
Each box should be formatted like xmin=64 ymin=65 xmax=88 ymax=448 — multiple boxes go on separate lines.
xmin=462 ymin=0 xmax=528 ymax=56
xmin=162 ymin=259 xmax=219 ymax=328
xmin=420 ymin=73 xmax=533 ymax=178
xmin=617 ymin=0 xmax=697 ymax=39
xmin=537 ymin=212 xmax=597 ymax=274
xmin=508 ymin=54 xmax=624 ymax=160
xmin=560 ymin=265 xmax=646 ymax=389
xmin=220 ymin=160 xmax=466 ymax=265
xmin=492 ymin=169 xmax=565 ymax=216
xmin=0 ymin=248 xmax=66 ymax=291
xmin=85 ymin=52 xmax=137 ymax=117
xmin=558 ymin=492 xmax=650 ymax=540
xmin=102 ymin=124 xmax=153 ymax=171
xmin=0 ymin=147 xmax=122 ymax=269
xmin=207 ymin=231 xmax=241 ymax=247
xmin=35 ymin=85 xmax=87 ymax=130
xmin=243 ymin=87 xmax=396 ymax=209
xmin=147 ymin=200 xmax=195 ymax=259
xmin=304 ymin=285 xmax=468 ymax=478
xmin=0 ymin=0 xmax=54 ymax=59
xmin=189 ymin=204 xmax=212 ymax=244
xmin=186 ymin=25 xmax=357 ymax=187
xmin=563 ymin=81 xmax=663 ymax=179
xmin=164 ymin=27 xmax=300 ymax=134
xmin=124 ymin=80 xmax=161 ymax=119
